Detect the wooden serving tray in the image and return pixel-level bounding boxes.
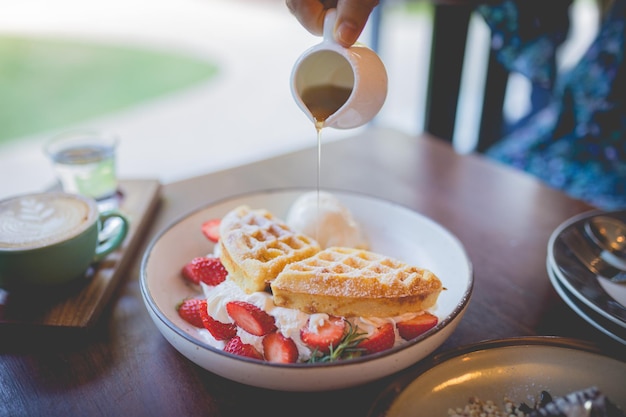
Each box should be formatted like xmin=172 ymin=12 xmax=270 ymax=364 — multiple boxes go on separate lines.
xmin=0 ymin=179 xmax=160 ymax=329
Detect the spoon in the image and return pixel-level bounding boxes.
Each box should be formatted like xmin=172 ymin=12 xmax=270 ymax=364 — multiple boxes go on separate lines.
xmin=584 ymin=216 xmax=626 ymax=264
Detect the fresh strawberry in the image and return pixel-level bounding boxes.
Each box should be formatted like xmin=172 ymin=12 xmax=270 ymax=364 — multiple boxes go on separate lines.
xmin=223 ymin=336 xmax=263 ymax=360
xmin=396 ymin=312 xmax=438 ymax=341
xmin=358 ymin=323 xmax=395 ymax=354
xmin=262 ymin=332 xmax=299 ymax=364
xmin=201 ymin=219 xmax=221 ymax=242
xmin=201 ymin=310 xmax=237 ymax=341
xmin=300 ymin=316 xmax=346 ymax=354
xmin=177 ymin=298 xmax=207 ymax=328
xmin=226 ymin=301 xmax=277 ymax=336
xmin=181 ymin=256 xmax=227 ymax=286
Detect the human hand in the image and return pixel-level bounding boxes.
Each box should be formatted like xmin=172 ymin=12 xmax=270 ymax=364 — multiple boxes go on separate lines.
xmin=286 ymin=0 xmax=380 ymax=47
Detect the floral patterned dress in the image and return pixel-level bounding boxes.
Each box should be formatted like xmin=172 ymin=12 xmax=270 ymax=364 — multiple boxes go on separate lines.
xmin=478 ymin=0 xmax=626 ymax=210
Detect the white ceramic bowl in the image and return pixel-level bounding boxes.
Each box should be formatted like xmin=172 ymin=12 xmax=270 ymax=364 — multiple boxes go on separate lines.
xmin=140 ymin=189 xmax=473 ymax=391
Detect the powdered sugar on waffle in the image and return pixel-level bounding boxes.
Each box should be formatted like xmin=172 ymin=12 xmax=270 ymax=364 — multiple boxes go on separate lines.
xmin=195 ymin=195 xmax=436 ymax=361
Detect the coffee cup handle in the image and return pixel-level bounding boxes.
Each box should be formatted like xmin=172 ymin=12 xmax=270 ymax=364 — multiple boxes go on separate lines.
xmin=93 ymin=211 xmax=129 ymax=262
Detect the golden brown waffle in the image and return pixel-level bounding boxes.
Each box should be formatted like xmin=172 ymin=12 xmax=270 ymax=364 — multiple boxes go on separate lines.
xmin=270 ymin=246 xmax=443 ymax=317
xmin=218 ymin=205 xmax=321 ymax=293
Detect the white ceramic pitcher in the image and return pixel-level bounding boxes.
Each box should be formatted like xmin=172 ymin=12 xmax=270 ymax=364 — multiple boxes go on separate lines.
xmin=291 ymin=8 xmax=388 ymax=129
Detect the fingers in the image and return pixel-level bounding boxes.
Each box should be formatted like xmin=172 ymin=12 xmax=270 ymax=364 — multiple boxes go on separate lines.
xmin=286 ymin=0 xmax=379 ymax=47
xmin=286 ymin=0 xmax=335 ymax=36
xmin=334 ymin=0 xmax=379 ymax=47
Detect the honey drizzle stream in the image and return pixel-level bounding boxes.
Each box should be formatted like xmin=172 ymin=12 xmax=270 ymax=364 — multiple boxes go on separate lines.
xmin=301 ymin=85 xmax=353 ymax=244
xmin=315 ymin=121 xmax=323 ymax=243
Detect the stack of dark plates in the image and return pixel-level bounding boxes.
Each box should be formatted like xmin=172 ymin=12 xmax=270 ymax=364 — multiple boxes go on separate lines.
xmin=547 ymin=210 xmax=626 ymax=345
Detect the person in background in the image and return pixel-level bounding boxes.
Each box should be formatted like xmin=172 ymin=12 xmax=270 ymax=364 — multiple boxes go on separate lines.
xmin=286 ymin=0 xmax=626 ymax=210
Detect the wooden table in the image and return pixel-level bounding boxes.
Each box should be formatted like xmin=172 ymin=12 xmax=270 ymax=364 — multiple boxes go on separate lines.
xmin=1 ymin=128 xmax=622 ymax=417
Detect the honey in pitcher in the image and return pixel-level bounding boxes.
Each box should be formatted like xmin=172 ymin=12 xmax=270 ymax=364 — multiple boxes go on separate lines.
xmin=300 ymin=84 xmax=353 ymax=241
xmin=301 ymin=84 xmax=353 ymax=128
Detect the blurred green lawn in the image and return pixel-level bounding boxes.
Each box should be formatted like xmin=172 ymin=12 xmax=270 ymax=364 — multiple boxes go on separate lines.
xmin=0 ymin=35 xmax=218 ymax=145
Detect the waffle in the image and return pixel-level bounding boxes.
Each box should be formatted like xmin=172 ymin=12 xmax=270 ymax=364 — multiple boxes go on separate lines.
xmin=218 ymin=205 xmax=321 ymax=293
xmin=270 ymin=246 xmax=443 ymax=317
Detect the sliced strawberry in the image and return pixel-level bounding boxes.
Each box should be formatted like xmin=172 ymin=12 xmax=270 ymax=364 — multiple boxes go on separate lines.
xmin=358 ymin=322 xmax=395 ymax=354
xmin=177 ymin=298 xmax=207 ymax=328
xmin=396 ymin=312 xmax=438 ymax=341
xmin=223 ymin=336 xmax=263 ymax=360
xmin=181 ymin=256 xmax=227 ymax=286
xmin=200 ymin=310 xmax=237 ymax=341
xmin=300 ymin=316 xmax=346 ymax=354
xmin=201 ymin=218 xmax=221 ymax=242
xmin=262 ymin=332 xmax=299 ymax=364
xmin=226 ymin=301 xmax=277 ymax=336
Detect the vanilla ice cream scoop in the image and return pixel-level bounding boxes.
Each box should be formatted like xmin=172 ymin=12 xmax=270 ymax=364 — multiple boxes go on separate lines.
xmin=286 ymin=191 xmax=368 ymax=249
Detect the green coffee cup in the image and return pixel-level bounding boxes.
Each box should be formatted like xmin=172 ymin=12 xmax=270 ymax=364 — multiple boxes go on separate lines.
xmin=0 ymin=191 xmax=129 ymax=290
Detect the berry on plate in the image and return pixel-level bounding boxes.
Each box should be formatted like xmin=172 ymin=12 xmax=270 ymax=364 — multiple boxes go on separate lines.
xmin=396 ymin=312 xmax=438 ymax=341
xmin=226 ymin=301 xmax=277 ymax=336
xmin=358 ymin=322 xmax=395 ymax=354
xmin=300 ymin=316 xmax=346 ymax=354
xmin=262 ymin=332 xmax=299 ymax=364
xmin=223 ymin=336 xmax=263 ymax=360
xmin=181 ymin=256 xmax=228 ymax=286
xmin=201 ymin=219 xmax=221 ymax=242
xmin=201 ymin=311 xmax=237 ymax=341
xmin=177 ymin=299 xmax=207 ymax=328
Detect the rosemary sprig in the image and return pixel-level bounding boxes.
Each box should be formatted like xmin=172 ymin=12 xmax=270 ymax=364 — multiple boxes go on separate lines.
xmin=307 ymin=321 xmax=368 ymax=363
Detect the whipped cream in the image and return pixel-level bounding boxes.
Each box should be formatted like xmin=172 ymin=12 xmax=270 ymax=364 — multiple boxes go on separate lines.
xmin=199 ymin=278 xmax=415 ymax=361
xmin=199 ymin=279 xmax=316 ymax=361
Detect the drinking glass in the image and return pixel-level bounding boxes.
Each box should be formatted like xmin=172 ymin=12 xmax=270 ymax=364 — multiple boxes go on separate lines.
xmin=44 ymin=129 xmax=119 ymax=201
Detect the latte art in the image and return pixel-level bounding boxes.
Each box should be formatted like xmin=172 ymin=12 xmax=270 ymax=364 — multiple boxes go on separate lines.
xmin=0 ymin=193 xmax=95 ymax=250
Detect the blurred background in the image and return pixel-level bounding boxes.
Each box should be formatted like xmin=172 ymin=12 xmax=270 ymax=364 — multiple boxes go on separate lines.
xmin=0 ymin=0 xmax=598 ymax=200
